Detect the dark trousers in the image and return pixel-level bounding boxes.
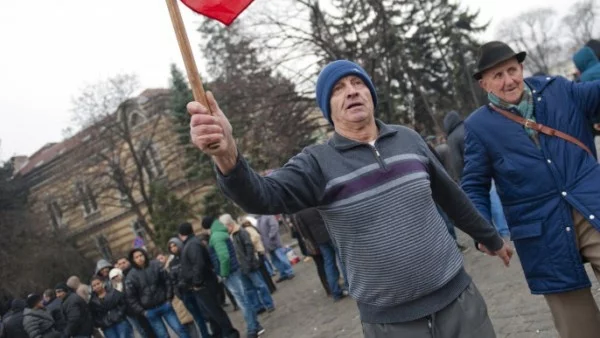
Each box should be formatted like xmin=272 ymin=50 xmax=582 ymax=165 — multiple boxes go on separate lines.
xmin=312 ymin=254 xmax=331 ymax=295
xmin=186 ymin=282 xmax=239 ymax=338
xmin=258 ymin=253 xmax=277 ymax=293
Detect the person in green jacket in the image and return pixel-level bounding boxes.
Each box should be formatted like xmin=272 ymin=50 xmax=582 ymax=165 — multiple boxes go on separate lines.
xmin=202 ymin=217 xmax=264 ymax=338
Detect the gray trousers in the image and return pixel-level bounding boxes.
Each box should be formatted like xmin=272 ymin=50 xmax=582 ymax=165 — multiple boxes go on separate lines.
xmin=362 ymin=282 xmax=496 ymax=338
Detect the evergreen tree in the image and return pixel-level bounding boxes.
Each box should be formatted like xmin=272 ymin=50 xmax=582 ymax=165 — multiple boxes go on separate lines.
xmin=149 ymin=181 xmax=193 ymax=250
xmin=169 ymin=64 xmax=214 ymax=181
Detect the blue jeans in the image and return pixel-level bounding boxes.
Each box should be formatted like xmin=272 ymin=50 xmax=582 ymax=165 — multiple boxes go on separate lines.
xmin=269 ymin=248 xmax=294 ymax=278
xmin=103 ymin=320 xmax=133 ymax=338
xmin=145 ymin=302 xmax=190 ymax=338
xmin=224 ymin=270 xmax=261 ymax=335
xmin=242 ymin=271 xmax=275 ymax=312
xmin=181 ymin=294 xmax=211 ymax=338
xmin=490 ymin=182 xmax=510 ymax=238
xmin=319 ymin=242 xmax=345 ymax=299
xmin=264 ymin=256 xmax=275 ymax=276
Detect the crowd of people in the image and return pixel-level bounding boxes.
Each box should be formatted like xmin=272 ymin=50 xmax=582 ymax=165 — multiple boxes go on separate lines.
xmin=1 ymin=212 xmax=348 ymax=338
xmin=3 ymin=36 xmax=600 ymax=338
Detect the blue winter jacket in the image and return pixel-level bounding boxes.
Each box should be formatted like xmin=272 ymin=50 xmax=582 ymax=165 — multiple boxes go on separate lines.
xmin=462 ymin=75 xmax=600 ymax=294
xmin=573 ymin=46 xmax=600 ymax=82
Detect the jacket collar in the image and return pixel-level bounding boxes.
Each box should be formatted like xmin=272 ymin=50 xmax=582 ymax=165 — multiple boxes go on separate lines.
xmin=330 ymin=119 xmax=398 ymax=150
xmin=524 ymin=76 xmax=556 ymax=95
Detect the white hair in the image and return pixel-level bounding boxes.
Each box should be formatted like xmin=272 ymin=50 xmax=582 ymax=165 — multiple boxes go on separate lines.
xmin=219 ymin=214 xmax=236 ymax=226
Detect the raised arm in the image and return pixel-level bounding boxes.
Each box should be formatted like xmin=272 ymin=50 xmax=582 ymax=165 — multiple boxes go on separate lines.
xmin=188 ymin=93 xmax=325 ymax=215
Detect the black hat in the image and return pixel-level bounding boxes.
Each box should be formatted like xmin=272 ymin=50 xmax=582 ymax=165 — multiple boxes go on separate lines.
xmin=26 ymin=294 xmax=42 ymax=309
xmin=201 ymin=216 xmax=215 ymax=230
xmin=178 ymin=222 xmax=193 ymax=236
xmin=473 ymin=41 xmax=526 ymax=80
xmin=54 ymin=283 xmax=70 ymax=293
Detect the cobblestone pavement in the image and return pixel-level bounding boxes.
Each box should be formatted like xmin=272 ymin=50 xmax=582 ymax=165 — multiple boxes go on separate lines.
xmin=223 ymin=230 xmax=600 ymax=338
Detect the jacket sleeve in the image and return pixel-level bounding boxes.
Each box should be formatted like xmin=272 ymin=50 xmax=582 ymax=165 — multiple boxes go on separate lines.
xmin=460 ymin=123 xmax=494 ymax=223
xmin=112 ymin=291 xmax=127 ymax=324
xmin=422 ymin=135 xmax=503 ymax=252
xmin=570 ymin=78 xmax=600 ymax=122
xmin=23 ymin=315 xmax=41 ymax=338
xmin=212 ymin=239 xmax=231 ymax=278
xmin=160 ymin=266 xmax=173 ymax=301
xmin=186 ymin=240 xmax=207 ymax=288
xmin=89 ymin=301 xmax=105 ymax=329
xmin=51 ymin=307 xmax=66 ymax=331
xmin=63 ymin=300 xmax=83 ymax=337
xmin=124 ymin=278 xmax=145 ymax=316
xmin=217 ymin=152 xmax=325 ymax=215
xmin=240 ymin=230 xmax=257 ymax=269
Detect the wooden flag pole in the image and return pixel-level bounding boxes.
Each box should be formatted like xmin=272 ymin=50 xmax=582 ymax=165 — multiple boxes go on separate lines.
xmin=165 ymin=0 xmax=212 ymax=115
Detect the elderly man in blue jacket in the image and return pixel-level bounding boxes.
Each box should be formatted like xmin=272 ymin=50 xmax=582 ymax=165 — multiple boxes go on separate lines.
xmin=462 ymin=41 xmax=600 ymax=338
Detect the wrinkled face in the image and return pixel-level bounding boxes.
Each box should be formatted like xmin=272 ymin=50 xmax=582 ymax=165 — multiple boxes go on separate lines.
xmin=169 ymin=242 xmax=179 ymax=255
xmin=117 ymin=258 xmax=130 ymax=271
xmin=55 ymin=290 xmax=66 ymax=300
xmin=133 ymin=251 xmax=145 ymax=267
xmin=91 ymin=279 xmax=104 ymax=294
xmin=330 ymin=75 xmax=375 ymax=126
xmin=479 ymin=58 xmax=525 ymax=105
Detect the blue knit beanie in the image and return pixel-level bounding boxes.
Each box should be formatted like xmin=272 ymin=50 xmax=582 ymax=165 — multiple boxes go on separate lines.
xmin=316 ymin=60 xmax=377 ymax=125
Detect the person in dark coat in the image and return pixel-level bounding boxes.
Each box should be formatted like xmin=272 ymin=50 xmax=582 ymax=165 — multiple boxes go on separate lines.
xmin=443 ymin=111 xmax=465 ymax=182
xmin=55 ymin=283 xmax=93 ymax=338
xmin=112 ymin=258 xmax=155 ymax=338
xmin=220 ymin=214 xmax=275 ymax=318
xmin=42 ymin=290 xmax=65 ymax=333
xmin=292 ymin=208 xmax=348 ymax=301
xmin=178 ymin=223 xmax=240 ymax=338
xmin=239 ymin=218 xmax=277 ymax=294
xmin=23 ymin=294 xmax=60 ymax=338
xmin=167 ymin=237 xmax=211 ymax=338
xmin=125 ymin=248 xmax=189 ymax=338
xmin=289 ymin=212 xmax=331 ymax=296
xmin=89 ymin=276 xmax=132 ymax=338
xmin=1 ymin=299 xmax=27 ymax=338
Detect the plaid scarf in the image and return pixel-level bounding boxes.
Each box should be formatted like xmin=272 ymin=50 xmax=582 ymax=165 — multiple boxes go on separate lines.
xmin=488 ymin=84 xmax=536 ymax=139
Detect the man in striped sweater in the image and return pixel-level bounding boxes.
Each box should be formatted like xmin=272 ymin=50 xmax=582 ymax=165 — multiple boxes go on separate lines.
xmin=188 ymin=60 xmax=513 ymax=338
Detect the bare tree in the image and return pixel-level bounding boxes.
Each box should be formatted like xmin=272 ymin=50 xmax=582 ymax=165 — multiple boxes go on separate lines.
xmin=496 ymin=8 xmax=564 ymax=74
xmin=58 ymin=83 xmax=201 ymax=247
xmin=563 ymin=0 xmax=599 ymax=49
xmin=71 ymin=74 xmax=140 ymax=128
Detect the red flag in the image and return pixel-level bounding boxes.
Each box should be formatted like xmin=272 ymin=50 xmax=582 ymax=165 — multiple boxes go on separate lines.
xmin=180 ymin=0 xmax=254 ymax=26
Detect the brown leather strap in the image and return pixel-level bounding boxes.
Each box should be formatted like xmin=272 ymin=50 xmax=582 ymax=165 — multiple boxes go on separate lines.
xmin=489 ymin=105 xmax=592 ymax=155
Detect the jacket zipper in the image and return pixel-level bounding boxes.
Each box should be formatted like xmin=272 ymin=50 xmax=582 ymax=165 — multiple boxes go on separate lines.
xmin=371 ymin=145 xmax=386 ymax=169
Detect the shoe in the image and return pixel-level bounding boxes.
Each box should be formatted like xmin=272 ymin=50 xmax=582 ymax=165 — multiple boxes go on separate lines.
xmin=333 ymin=294 xmax=348 ymax=302
xmin=267 ymin=307 xmax=275 ymax=313
xmin=247 ymin=334 xmax=258 ymax=338
xmin=342 ymin=290 xmax=349 ymax=296
xmin=303 ymin=256 xmax=313 ymax=263
xmin=276 ymin=274 xmax=295 ymax=283
xmin=258 ymin=327 xmax=266 ymax=335
xmin=257 ymin=308 xmax=266 ymax=315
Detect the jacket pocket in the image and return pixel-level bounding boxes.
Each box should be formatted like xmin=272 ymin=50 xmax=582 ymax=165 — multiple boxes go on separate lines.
xmin=510 ymin=221 xmax=545 ymax=280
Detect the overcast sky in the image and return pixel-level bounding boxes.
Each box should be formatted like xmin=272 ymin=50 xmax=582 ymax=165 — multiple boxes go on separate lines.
xmin=0 ymin=0 xmax=572 ymax=161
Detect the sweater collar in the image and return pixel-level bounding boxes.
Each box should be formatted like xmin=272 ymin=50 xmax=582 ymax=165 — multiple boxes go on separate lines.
xmin=331 ymin=119 xmax=398 ymax=150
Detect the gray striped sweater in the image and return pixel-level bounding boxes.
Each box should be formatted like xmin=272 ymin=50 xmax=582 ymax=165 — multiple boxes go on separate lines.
xmin=217 ymin=120 xmax=503 ymax=324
